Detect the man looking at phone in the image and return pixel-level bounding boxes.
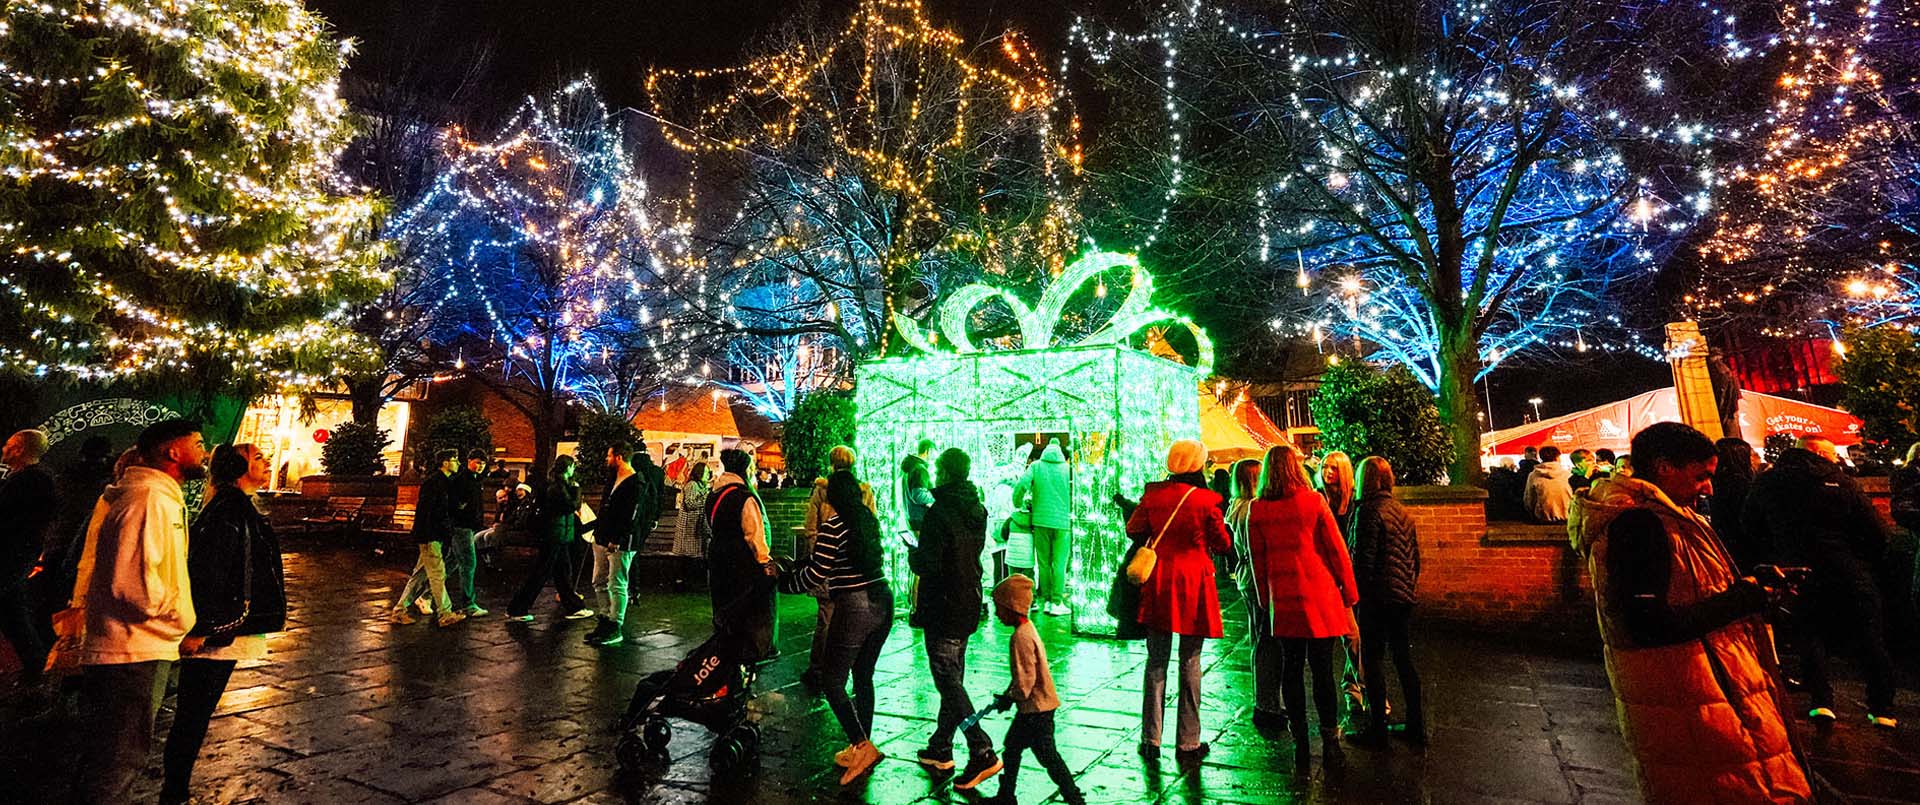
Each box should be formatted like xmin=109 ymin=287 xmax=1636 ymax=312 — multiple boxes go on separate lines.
xmin=1745 ymin=436 xmax=1896 ymax=730
xmin=1573 ymin=422 xmax=1808 ymax=803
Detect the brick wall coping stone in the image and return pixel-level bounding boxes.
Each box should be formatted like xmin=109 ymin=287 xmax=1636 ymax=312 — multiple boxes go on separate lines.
xmin=1395 ymin=484 xmax=1488 ymax=503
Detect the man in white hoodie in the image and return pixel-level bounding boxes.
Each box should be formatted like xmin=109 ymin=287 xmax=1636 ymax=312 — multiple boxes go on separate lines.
xmin=71 ymin=419 xmax=206 ymax=804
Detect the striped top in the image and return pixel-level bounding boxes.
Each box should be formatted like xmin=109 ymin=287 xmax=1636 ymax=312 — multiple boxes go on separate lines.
xmin=793 ymin=513 xmax=887 ymax=595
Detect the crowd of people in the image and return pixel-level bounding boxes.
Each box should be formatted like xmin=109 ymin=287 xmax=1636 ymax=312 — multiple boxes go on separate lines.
xmin=3 ymin=413 xmax=1916 ymax=804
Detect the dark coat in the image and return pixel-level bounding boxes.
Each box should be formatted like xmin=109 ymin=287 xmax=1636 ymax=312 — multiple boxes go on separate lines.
xmin=187 ymin=486 xmax=286 ymax=642
xmin=631 ymin=458 xmax=666 ymax=536
xmin=411 ymin=470 xmax=456 ymax=545
xmin=1352 ymin=491 xmax=1421 ymax=606
xmin=1744 ymin=448 xmax=1887 ymax=587
xmin=0 ymin=463 xmax=57 ymax=582
xmin=451 ymin=469 xmax=486 ymax=530
xmin=909 ymin=480 xmax=987 ymax=638
xmin=590 ymin=474 xmax=643 ymax=550
xmin=1892 ymin=465 xmax=1920 ymax=534
xmin=539 ymin=478 xmax=582 ymax=544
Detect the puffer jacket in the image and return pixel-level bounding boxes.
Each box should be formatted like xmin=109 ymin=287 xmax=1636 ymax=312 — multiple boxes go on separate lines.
xmin=1574 ymin=476 xmax=1810 ymax=804
xmin=909 ymin=480 xmax=987 ymax=638
xmin=1014 ymin=443 xmax=1072 ymax=530
xmin=1351 ymin=491 xmax=1419 ymax=606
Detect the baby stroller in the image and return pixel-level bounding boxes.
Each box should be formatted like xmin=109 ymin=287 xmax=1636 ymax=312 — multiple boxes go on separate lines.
xmin=614 ymin=582 xmax=768 ymax=773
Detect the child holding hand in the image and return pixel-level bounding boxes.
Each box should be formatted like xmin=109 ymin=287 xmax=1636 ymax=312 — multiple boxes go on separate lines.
xmin=984 ymin=574 xmax=1085 ymax=805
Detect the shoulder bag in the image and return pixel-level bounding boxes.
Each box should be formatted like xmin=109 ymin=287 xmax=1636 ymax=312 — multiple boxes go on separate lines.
xmin=1125 ymin=487 xmax=1195 ymax=586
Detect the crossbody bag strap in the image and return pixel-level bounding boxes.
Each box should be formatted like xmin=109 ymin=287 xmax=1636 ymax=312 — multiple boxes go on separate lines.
xmin=1146 ymin=488 xmax=1197 ymax=551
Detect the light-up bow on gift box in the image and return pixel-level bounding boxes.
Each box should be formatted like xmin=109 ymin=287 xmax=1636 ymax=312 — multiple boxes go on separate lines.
xmin=889 ymin=251 xmax=1215 ymax=374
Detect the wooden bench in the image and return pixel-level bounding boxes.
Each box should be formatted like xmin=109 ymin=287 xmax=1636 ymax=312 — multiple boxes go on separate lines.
xmin=287 ymin=496 xmax=364 ymax=537
xmin=361 ymin=502 xmax=415 ymax=541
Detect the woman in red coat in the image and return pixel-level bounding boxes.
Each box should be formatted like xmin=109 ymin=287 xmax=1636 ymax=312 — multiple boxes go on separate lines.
xmin=1125 ymin=439 xmax=1231 ymax=763
xmin=1247 ymin=444 xmax=1358 ymax=770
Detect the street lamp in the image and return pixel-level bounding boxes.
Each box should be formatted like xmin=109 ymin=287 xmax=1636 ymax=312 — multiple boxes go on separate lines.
xmin=1528 ymin=397 xmax=1544 ymax=421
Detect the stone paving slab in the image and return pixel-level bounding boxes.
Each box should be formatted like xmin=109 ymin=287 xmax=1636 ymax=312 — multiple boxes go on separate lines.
xmin=2 ymin=539 xmax=1916 ymax=803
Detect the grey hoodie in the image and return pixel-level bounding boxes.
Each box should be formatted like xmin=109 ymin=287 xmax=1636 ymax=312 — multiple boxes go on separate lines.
xmin=1524 ymin=462 xmax=1573 ymax=522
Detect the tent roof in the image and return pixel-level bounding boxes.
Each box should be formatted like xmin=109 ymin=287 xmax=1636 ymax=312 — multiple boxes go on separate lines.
xmin=1201 ymin=386 xmax=1288 ymax=459
xmin=1482 ymin=387 xmax=1863 ymax=455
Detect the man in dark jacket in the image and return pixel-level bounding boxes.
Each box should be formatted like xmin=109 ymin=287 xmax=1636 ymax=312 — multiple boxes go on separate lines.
xmin=446 ymin=449 xmax=489 ymax=616
xmin=585 ymin=441 xmax=654 ymax=647
xmin=907 ymin=448 xmax=1001 ymax=790
xmin=1 ymin=429 xmax=58 ymax=683
xmin=391 ymin=450 xmax=464 ymax=627
xmin=1745 ymin=436 xmax=1897 ymax=728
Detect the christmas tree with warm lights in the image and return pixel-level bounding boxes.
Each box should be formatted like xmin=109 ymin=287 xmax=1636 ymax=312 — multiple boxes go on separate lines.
xmin=0 ymin=0 xmax=383 ymax=393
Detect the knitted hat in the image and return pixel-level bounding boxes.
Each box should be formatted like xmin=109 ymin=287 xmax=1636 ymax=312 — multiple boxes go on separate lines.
xmin=993 ymin=574 xmax=1035 ymax=616
xmin=1166 ymin=439 xmax=1207 ymax=475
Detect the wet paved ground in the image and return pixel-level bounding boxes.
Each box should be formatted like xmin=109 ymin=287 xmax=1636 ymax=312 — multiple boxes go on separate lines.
xmin=3 ymin=538 xmax=1919 ymax=804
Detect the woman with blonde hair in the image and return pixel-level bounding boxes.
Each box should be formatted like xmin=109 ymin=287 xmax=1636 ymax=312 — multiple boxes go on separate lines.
xmin=1245 ymin=444 xmax=1357 ymax=770
xmin=1318 ymin=451 xmax=1365 ymax=728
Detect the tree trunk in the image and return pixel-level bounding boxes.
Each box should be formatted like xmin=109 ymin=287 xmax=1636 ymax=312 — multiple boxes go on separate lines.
xmin=346 ymin=376 xmax=383 ymax=425
xmin=1435 ymin=322 xmax=1485 ymax=486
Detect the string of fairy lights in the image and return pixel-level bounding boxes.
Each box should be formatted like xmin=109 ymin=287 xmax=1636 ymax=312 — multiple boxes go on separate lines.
xmin=1065 ymin=0 xmax=1782 ymax=381
xmin=643 ymin=0 xmax=1088 ymax=367
xmin=0 ymin=0 xmax=382 ymax=384
xmin=1693 ymin=0 xmax=1919 ymax=338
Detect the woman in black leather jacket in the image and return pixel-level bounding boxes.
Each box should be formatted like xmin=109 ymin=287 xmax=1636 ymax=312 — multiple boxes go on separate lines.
xmin=162 ymin=444 xmax=286 ymax=804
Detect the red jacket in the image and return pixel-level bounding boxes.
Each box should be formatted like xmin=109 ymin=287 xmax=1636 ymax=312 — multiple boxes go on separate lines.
xmin=1247 ymin=489 xmax=1358 ymax=638
xmin=1126 ymin=480 xmax=1231 ymax=637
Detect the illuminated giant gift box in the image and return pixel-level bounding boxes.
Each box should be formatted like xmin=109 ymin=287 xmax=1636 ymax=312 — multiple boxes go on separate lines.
xmin=854 ymin=252 xmax=1211 ymax=636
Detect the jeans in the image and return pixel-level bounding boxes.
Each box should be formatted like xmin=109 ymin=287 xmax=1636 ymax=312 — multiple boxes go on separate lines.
xmin=1357 ymin=602 xmax=1423 ymax=734
xmin=0 ymin=580 xmax=44 ymax=683
xmin=395 ymin=542 xmax=452 ymax=614
xmin=591 ymin=542 xmax=612 ymax=590
xmin=74 ymin=660 xmax=172 ymax=804
xmin=1797 ymin=579 xmax=1897 ymax=713
xmin=998 ymin=710 xmax=1078 ymax=801
xmin=444 ymin=528 xmax=477 ymax=611
xmin=1241 ymin=583 xmax=1282 ymax=715
xmin=161 ymin=658 xmax=237 ymax=801
xmin=1143 ymin=629 xmax=1204 ymax=749
xmin=924 ymin=634 xmax=993 ymax=758
xmin=806 ymin=597 xmax=835 ymax=675
xmin=1280 ymin=636 xmax=1341 ymax=743
xmin=821 ymin=585 xmax=893 ymax=744
xmin=508 ymin=539 xmax=586 ymax=616
xmin=604 ymin=548 xmax=636 ymax=626
xmin=1033 ymin=526 xmax=1069 ymax=605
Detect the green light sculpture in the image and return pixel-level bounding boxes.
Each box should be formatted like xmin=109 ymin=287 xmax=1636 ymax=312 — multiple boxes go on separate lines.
xmin=857 ymin=251 xmax=1209 ymax=636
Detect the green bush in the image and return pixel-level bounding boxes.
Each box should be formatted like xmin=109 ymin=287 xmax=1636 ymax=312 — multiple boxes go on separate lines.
xmin=576 ymin=409 xmax=644 ymax=492
xmin=1836 ymin=325 xmax=1920 ymax=453
xmin=783 ymin=391 xmax=857 ymax=486
xmin=417 ymin=405 xmax=493 ymax=473
xmin=320 ymin=420 xmax=390 ymax=476
xmin=1308 ymin=361 xmax=1453 ymax=485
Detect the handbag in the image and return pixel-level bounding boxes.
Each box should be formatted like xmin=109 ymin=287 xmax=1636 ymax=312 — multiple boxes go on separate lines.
xmin=1125 ymin=487 xmax=1195 ymax=586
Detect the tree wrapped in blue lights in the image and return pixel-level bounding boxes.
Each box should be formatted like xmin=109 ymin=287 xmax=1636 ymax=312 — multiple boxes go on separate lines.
xmin=393 ymin=79 xmax=672 ymax=471
xmin=1072 ymin=0 xmax=1754 ymax=481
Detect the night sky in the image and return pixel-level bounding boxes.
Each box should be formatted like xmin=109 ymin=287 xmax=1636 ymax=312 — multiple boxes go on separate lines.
xmin=307 ymin=0 xmax=1092 ymax=110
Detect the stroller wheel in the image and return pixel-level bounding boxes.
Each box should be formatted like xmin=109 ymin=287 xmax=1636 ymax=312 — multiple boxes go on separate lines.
xmin=616 ymin=732 xmax=651 ymax=769
xmin=709 ymin=736 xmax=744 ymax=772
xmin=641 ymin=717 xmax=672 ymax=752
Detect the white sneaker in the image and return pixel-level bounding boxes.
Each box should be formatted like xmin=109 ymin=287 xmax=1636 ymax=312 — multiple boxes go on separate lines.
xmin=564 ymin=607 xmax=597 ymax=620
xmin=414 ymin=597 xmax=432 ymax=615
xmin=464 ymin=606 xmax=489 ymax=617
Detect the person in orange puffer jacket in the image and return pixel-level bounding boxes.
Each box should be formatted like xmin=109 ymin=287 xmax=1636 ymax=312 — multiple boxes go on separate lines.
xmin=1571 ymin=422 xmax=1810 ymax=804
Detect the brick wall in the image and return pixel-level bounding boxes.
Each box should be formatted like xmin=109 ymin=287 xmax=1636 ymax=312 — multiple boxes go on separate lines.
xmin=762 ymin=487 xmax=811 ymax=558
xmin=1399 ymin=486 xmax=1595 ymax=641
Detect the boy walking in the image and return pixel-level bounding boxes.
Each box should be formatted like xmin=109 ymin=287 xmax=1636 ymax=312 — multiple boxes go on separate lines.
xmin=984 ymin=575 xmax=1084 ymax=805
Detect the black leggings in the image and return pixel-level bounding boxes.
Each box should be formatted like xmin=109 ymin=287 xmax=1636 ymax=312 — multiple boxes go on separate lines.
xmin=999 ymin=710 xmax=1078 ymax=800
xmin=1358 ymin=602 xmax=1423 ymax=733
xmin=1280 ymin=636 xmax=1341 ymax=742
xmin=161 ymin=658 xmax=237 ymax=800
